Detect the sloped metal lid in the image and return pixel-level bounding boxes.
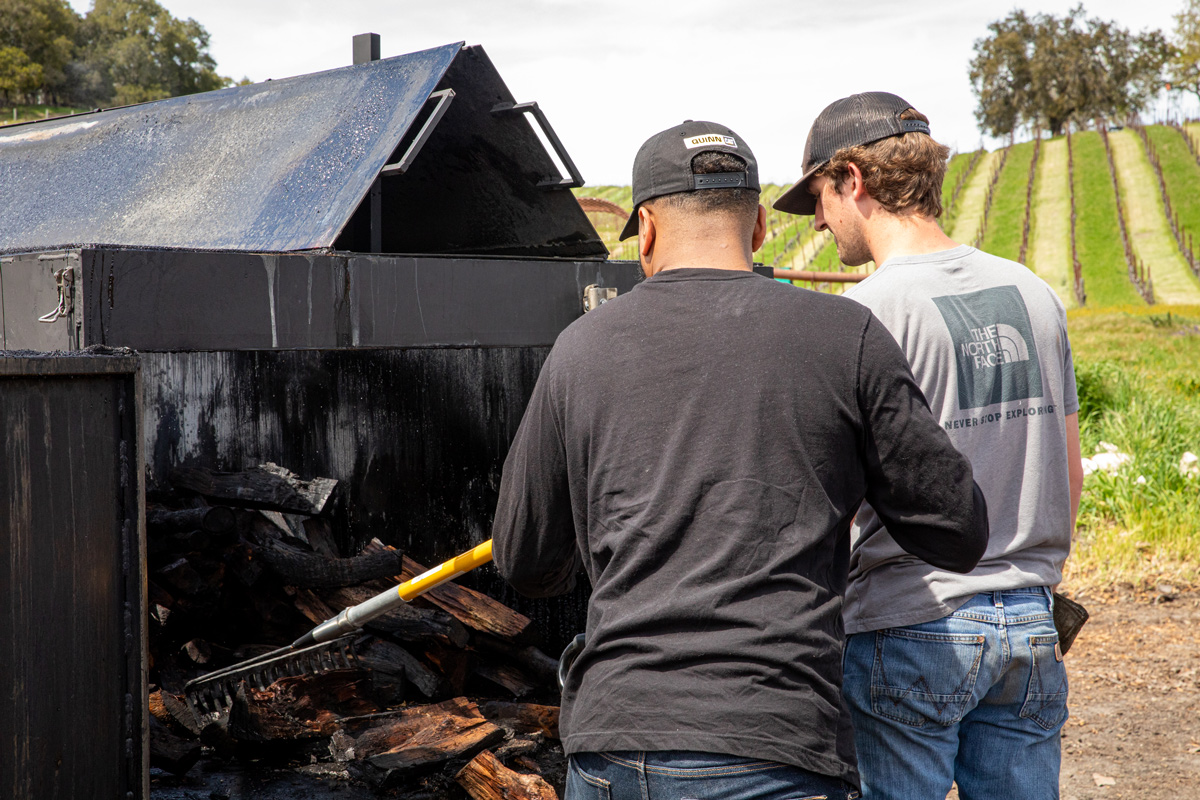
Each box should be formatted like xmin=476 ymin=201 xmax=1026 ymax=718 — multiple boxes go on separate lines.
xmin=0 ymin=43 xmax=463 ymax=253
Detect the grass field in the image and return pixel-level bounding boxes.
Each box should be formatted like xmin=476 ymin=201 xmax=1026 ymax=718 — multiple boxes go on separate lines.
xmin=1028 ymin=136 xmax=1073 ymax=305
xmin=0 ymin=104 xmax=87 ymax=125
xmin=1108 ymin=129 xmax=1200 ymax=305
xmin=1065 ymin=304 xmax=1200 ymax=588
xmin=980 ymin=140 xmax=1036 ymax=261
xmin=948 ymin=149 xmax=1000 ymax=245
xmin=1070 ymin=131 xmax=1146 ymax=307
xmin=1147 ymin=124 xmax=1200 ymax=280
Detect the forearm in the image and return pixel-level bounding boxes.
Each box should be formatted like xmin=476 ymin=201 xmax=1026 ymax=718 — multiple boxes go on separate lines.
xmin=1065 ymin=413 xmax=1083 ymax=530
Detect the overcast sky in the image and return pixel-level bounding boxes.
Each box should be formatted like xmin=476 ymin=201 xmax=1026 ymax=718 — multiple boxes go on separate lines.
xmin=67 ymin=0 xmax=1189 ymax=185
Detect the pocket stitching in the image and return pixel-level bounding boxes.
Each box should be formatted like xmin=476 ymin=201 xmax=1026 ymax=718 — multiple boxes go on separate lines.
xmin=1020 ymin=635 xmax=1068 ymax=730
xmin=870 ymin=630 xmax=985 ymax=728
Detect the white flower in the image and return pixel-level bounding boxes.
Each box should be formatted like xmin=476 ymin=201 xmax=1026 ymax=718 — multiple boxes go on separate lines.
xmin=1081 ymin=448 xmax=1132 ymax=476
xmin=1180 ymin=452 xmax=1199 ymax=478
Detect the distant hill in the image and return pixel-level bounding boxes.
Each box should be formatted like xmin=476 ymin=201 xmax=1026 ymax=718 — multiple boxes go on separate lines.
xmin=575 ymin=124 xmax=1200 ymax=308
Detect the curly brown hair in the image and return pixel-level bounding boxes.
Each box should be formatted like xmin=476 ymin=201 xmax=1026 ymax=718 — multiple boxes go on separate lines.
xmin=817 ymin=108 xmax=951 ymax=218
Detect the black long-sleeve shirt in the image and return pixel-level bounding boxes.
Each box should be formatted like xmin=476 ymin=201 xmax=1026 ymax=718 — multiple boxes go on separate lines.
xmin=492 ymin=268 xmax=987 ymax=783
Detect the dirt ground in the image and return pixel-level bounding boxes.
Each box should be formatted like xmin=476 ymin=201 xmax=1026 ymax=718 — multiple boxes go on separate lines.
xmin=946 ymin=588 xmax=1200 ymax=799
xmin=1057 ymin=588 xmax=1200 ymax=797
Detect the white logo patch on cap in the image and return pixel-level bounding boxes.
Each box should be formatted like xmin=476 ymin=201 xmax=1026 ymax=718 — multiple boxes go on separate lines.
xmin=684 ymin=134 xmax=737 ymax=150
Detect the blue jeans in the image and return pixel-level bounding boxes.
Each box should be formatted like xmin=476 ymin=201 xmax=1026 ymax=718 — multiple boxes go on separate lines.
xmin=567 ymin=751 xmax=860 ymax=800
xmin=843 ymin=588 xmax=1068 ymax=800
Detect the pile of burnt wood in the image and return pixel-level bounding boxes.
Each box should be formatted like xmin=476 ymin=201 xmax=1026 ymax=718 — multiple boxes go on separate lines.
xmin=147 ymin=462 xmax=563 ymax=799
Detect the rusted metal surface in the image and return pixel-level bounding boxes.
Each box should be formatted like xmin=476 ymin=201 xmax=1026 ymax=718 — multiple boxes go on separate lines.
xmin=0 ymin=352 xmax=147 ymax=800
xmin=0 ymin=44 xmax=461 ymax=254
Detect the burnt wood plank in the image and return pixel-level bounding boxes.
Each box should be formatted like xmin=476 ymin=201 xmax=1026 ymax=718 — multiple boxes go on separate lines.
xmin=456 ymin=750 xmax=559 ymax=800
xmin=478 ymin=702 xmax=559 ymax=739
xmin=171 ymin=462 xmax=337 ymax=515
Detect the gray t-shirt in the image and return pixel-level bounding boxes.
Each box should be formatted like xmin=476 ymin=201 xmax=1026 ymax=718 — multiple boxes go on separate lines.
xmin=844 ymin=245 xmax=1078 ymax=634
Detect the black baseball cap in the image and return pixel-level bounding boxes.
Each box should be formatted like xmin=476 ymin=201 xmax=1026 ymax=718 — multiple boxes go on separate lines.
xmin=774 ymin=92 xmax=931 ymax=215
xmin=618 ymin=120 xmax=760 ymax=241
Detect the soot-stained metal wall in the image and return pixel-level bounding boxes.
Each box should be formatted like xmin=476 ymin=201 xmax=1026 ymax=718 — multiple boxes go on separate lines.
xmin=0 ymin=353 xmax=147 ymax=800
xmin=141 ymin=346 xmax=588 ymax=647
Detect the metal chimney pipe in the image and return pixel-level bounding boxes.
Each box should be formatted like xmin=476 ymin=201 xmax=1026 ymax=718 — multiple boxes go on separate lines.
xmin=353 ymin=33 xmax=383 ymax=251
xmin=353 ymin=33 xmax=381 ymax=65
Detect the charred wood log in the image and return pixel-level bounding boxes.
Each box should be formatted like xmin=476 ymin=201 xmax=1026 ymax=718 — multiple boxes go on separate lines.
xmin=478 ymin=702 xmax=560 ymax=739
xmin=356 ymin=638 xmax=445 ymax=699
xmin=147 ymin=505 xmax=237 ymax=535
xmin=149 ymin=715 xmax=202 ymax=776
xmin=333 ymin=697 xmax=505 ymax=774
xmin=475 ymin=636 xmax=558 ymax=687
xmin=171 ymin=462 xmax=338 ymax=515
xmin=472 ymin=661 xmax=537 ymax=698
xmin=456 ymin=750 xmax=559 ymax=800
xmin=249 ymin=532 xmax=403 ymax=589
xmin=229 ymin=670 xmax=378 ymax=743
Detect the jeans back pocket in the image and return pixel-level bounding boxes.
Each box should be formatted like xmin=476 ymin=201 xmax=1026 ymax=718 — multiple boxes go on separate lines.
xmin=1020 ymin=633 xmax=1069 ymax=730
xmin=870 ymin=629 xmax=985 ymax=728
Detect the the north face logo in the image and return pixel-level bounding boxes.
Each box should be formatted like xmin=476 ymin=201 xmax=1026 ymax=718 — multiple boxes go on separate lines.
xmin=960 ymin=322 xmax=1031 ymax=368
xmin=933 ymin=286 xmax=1043 ymax=409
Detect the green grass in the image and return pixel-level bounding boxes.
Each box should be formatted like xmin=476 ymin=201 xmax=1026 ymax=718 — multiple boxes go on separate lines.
xmin=0 ymin=104 xmax=89 ymax=125
xmin=1064 ymin=305 xmax=1200 ymax=589
xmin=942 ymin=150 xmax=978 ymax=212
xmin=1109 ymin=129 xmax=1200 ymax=304
xmin=948 ymin=149 xmax=1000 ymax=244
xmin=1071 ymin=131 xmax=1145 ymax=307
xmin=1148 ymin=124 xmax=1200 ymax=266
xmin=1028 ymin=136 xmax=1074 ymax=305
xmin=981 ymin=140 xmax=1036 ymax=261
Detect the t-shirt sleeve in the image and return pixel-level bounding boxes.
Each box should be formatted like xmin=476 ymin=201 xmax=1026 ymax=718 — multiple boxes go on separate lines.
xmin=856 ymin=313 xmax=989 ymax=573
xmin=491 ymin=350 xmax=581 ymax=598
xmin=1061 ymin=324 xmax=1080 ymax=416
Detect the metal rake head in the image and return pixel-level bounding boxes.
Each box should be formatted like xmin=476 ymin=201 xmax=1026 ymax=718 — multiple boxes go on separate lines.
xmin=183 ymin=634 xmax=360 ymax=718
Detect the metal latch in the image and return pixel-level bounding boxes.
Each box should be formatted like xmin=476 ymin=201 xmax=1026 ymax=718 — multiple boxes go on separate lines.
xmin=583 ymin=284 xmax=617 ymax=312
xmin=38 ymin=267 xmax=75 ymax=323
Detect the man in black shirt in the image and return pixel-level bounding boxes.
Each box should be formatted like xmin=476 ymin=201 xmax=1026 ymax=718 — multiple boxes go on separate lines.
xmin=491 ymin=121 xmax=988 ymax=800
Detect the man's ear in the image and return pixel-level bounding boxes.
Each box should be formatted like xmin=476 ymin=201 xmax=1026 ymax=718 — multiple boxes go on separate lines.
xmin=846 ymin=162 xmax=868 ymax=202
xmin=638 ymin=205 xmax=656 ymax=258
xmin=751 ymin=204 xmax=767 ymax=253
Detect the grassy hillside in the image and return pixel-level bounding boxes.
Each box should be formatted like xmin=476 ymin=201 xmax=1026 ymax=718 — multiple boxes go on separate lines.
xmin=1028 ymin=137 xmax=1073 ymax=305
xmin=1109 ymin=129 xmax=1200 ymax=304
xmin=1148 ymin=124 xmax=1200 ymax=278
xmin=1070 ymin=131 xmax=1145 ymax=307
xmin=575 ymin=124 xmax=1200 ymax=309
xmin=980 ymin=140 xmax=1036 ymax=261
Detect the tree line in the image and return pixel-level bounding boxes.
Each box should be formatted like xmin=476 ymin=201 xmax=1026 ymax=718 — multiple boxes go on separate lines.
xmin=0 ymin=0 xmax=228 ymax=108
xmin=971 ymin=2 xmax=1200 ymax=138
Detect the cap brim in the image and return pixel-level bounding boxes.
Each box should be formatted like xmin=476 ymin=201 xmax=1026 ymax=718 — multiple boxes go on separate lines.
xmin=773 ymin=165 xmax=823 ymax=215
xmin=618 ymin=207 xmax=639 ymax=241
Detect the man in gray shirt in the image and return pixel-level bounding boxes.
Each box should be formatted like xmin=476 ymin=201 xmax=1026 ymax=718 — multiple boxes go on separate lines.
xmin=775 ymin=93 xmax=1084 ymax=799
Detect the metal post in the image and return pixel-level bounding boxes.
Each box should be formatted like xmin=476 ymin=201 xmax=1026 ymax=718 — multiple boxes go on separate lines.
xmin=352 ymin=33 xmax=380 ymax=65
xmin=353 ymin=33 xmax=382 ymax=250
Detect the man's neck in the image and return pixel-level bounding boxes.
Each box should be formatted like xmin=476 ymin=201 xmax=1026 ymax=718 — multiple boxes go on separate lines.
xmin=646 ymin=238 xmax=754 ymax=276
xmin=865 ymin=211 xmax=959 ymax=267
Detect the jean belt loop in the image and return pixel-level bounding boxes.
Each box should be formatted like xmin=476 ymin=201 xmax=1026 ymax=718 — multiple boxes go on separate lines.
xmin=993 ymin=590 xmax=1003 ymax=608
